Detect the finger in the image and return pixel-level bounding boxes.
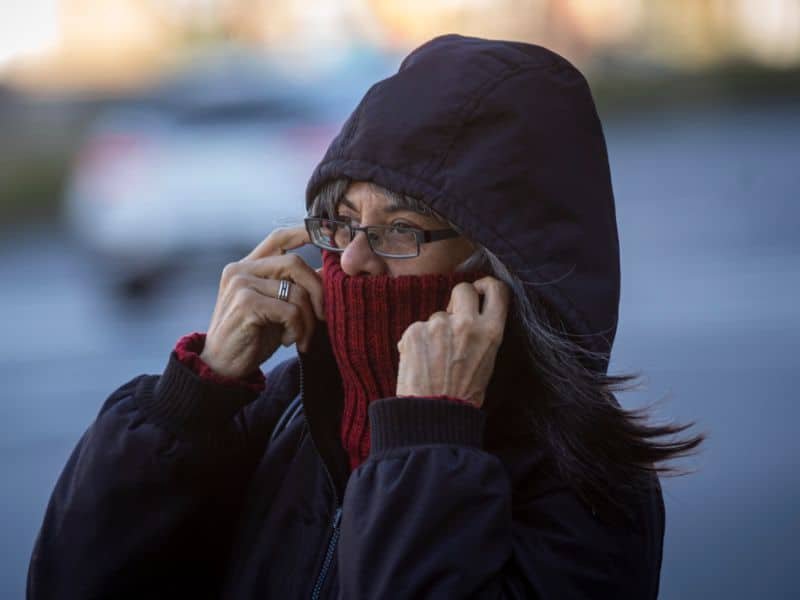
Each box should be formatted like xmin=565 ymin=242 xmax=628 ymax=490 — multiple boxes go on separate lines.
xmin=233 ymin=274 xmax=317 ymax=350
xmin=426 ymin=311 xmax=451 ymax=330
xmin=473 ymin=277 xmax=511 ymax=323
xmin=242 ymin=254 xmax=324 ymax=320
xmin=447 ymin=282 xmax=480 ymax=316
xmin=245 ymin=225 xmax=311 ymax=260
xmin=238 ymin=289 xmax=307 ymax=348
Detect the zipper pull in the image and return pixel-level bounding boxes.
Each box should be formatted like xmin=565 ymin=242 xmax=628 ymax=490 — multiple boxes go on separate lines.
xmin=332 ymin=506 xmax=342 ymax=530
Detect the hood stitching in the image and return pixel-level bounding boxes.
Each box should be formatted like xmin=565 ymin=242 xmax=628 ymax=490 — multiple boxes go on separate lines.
xmin=423 ymin=62 xmax=570 ymax=181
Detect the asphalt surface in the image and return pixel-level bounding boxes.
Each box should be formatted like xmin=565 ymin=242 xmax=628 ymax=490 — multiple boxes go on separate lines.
xmin=2 ymin=102 xmax=798 ymax=599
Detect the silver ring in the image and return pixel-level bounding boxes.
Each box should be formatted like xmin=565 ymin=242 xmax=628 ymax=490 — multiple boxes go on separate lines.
xmin=277 ymin=279 xmax=292 ymax=303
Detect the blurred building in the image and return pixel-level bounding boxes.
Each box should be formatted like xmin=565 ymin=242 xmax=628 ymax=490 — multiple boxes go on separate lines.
xmin=2 ymin=0 xmax=799 ymax=95
xmin=3 ymin=0 xmax=179 ymax=92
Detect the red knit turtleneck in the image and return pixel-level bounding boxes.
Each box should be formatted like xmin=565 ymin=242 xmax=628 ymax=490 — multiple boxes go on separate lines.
xmin=322 ymin=251 xmax=480 ymax=469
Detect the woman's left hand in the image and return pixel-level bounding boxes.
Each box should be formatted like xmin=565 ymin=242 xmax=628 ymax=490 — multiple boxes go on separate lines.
xmin=396 ymin=277 xmax=511 ymax=408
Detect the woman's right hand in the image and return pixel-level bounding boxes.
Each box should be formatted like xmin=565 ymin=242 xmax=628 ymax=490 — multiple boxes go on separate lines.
xmin=199 ymin=226 xmax=324 ymax=379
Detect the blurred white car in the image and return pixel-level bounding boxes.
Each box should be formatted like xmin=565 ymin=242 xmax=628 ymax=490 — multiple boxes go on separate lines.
xmin=64 ymin=54 xmax=352 ymax=295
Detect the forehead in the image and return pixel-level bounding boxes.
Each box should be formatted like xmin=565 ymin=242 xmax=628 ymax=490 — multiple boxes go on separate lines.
xmin=339 ymin=182 xmax=415 ymax=214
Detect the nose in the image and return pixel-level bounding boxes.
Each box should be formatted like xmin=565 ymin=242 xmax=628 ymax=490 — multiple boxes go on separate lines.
xmin=340 ymin=230 xmax=386 ymax=276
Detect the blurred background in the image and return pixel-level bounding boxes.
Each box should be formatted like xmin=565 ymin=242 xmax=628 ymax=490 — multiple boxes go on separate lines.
xmin=1 ymin=0 xmax=798 ymax=598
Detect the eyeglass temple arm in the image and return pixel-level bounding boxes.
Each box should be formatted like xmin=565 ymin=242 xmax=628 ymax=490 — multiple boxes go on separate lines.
xmin=418 ymin=228 xmax=460 ymax=243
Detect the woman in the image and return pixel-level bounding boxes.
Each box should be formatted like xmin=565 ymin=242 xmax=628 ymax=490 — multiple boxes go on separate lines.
xmin=29 ymin=35 xmax=702 ymax=599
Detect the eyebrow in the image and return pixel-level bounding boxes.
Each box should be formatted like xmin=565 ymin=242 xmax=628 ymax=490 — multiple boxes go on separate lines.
xmin=338 ymin=196 xmax=421 ymax=215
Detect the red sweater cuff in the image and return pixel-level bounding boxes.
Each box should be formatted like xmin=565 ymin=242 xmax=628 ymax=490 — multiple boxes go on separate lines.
xmin=174 ymin=333 xmax=266 ymax=393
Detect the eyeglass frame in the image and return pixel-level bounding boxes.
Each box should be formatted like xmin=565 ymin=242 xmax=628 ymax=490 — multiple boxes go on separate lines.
xmin=304 ymin=217 xmax=460 ymax=259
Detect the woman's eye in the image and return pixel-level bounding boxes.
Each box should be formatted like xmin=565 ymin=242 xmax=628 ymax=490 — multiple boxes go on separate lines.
xmin=390 ymin=222 xmax=415 ymax=231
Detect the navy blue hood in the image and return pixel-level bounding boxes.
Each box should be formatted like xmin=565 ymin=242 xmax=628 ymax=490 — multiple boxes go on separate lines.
xmin=306 ymin=34 xmax=620 ymax=371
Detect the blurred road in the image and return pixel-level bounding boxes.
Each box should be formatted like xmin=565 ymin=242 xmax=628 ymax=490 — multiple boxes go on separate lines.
xmin=2 ymin=103 xmax=799 ymax=598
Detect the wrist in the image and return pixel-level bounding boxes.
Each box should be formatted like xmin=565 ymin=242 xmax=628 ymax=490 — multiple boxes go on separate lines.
xmin=176 ymin=333 xmax=265 ymax=392
xmin=197 ymin=348 xmax=229 ymax=376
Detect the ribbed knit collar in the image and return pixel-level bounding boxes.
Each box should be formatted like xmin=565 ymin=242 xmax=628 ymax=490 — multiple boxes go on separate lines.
xmin=322 ymin=251 xmax=481 ymax=469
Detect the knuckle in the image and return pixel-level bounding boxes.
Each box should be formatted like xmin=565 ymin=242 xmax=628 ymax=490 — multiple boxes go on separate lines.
xmin=426 ymin=320 xmax=443 ymax=334
xmin=401 ymin=321 xmax=422 ymax=341
xmin=228 ymin=273 xmax=250 ymax=290
xmin=451 ymin=315 xmax=474 ymax=334
xmin=427 ymin=312 xmax=450 ymax=331
xmin=428 ymin=311 xmax=448 ymax=324
xmin=285 ymin=252 xmax=303 ymax=268
xmin=233 ymin=286 xmax=254 ymax=304
xmin=221 ymin=261 xmax=241 ymax=284
xmin=478 ymin=276 xmax=503 ymax=291
xmin=241 ymin=310 xmax=262 ymax=328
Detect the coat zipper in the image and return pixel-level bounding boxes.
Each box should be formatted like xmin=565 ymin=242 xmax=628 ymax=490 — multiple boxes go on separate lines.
xmin=310 ymin=506 xmax=342 ymax=600
xmin=299 ymin=356 xmax=343 ymax=600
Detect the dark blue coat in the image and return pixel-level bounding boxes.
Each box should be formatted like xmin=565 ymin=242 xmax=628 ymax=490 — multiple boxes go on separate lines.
xmin=28 ymin=328 xmax=664 ymax=599
xmin=28 ymin=35 xmax=665 ymax=599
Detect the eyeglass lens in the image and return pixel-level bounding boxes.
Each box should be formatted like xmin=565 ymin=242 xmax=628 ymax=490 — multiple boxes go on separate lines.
xmin=311 ymin=219 xmax=418 ymax=257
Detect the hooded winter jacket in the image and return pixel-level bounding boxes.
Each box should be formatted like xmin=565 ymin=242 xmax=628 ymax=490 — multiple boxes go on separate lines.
xmin=28 ymin=35 xmax=665 ymax=599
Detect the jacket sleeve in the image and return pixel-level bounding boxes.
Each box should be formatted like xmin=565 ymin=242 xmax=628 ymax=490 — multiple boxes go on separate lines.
xmin=338 ymin=397 xmax=664 ymax=599
xmin=27 ymin=352 xmax=296 ymax=600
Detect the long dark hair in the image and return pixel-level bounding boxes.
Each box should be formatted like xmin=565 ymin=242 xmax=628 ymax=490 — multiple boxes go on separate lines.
xmin=310 ymin=179 xmax=705 ymax=515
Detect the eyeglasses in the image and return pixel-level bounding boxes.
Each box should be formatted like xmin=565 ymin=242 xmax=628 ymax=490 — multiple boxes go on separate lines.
xmin=304 ymin=217 xmax=460 ymax=259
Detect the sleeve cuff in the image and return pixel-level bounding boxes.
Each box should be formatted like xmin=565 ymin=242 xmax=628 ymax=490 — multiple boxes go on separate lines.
xmin=136 ymin=350 xmax=261 ymax=436
xmin=368 ymin=396 xmax=486 ymax=453
xmin=174 ymin=332 xmax=266 ymax=393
